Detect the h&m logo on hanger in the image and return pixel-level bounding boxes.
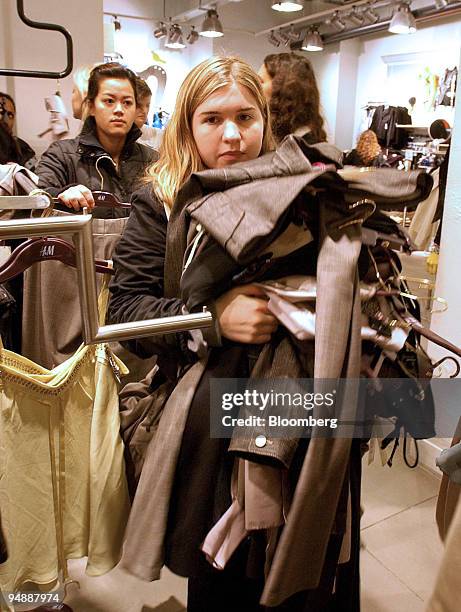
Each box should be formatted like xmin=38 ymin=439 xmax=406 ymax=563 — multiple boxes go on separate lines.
xmin=40 ymin=245 xmax=55 ymax=257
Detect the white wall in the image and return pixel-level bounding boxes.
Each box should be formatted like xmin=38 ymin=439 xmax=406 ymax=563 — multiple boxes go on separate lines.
xmin=429 ymin=42 xmax=461 ymax=366
xmin=335 ymin=39 xmax=360 ymax=150
xmin=0 ymin=0 xmax=104 ymax=157
xmin=212 ymin=30 xmax=275 ymax=71
xmin=353 ymin=18 xmax=461 ymax=145
xmin=308 ymin=45 xmax=340 ymax=144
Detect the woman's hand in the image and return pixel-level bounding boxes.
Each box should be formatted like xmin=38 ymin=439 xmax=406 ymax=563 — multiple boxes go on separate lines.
xmin=57 ymin=184 xmax=95 ymax=211
xmin=215 ymin=284 xmax=278 ymax=344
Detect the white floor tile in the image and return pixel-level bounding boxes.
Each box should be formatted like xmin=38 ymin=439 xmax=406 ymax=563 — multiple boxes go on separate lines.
xmin=361 ymin=498 xmax=444 ymax=602
xmin=361 ymin=549 xmax=425 ymax=612
xmin=361 ymin=449 xmax=440 ymax=528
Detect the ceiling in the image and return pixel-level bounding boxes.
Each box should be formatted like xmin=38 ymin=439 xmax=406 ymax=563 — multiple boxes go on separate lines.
xmin=104 ymin=0 xmax=459 ymax=44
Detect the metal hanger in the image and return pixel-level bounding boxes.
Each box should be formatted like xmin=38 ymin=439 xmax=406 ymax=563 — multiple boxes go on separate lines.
xmin=432 ymin=356 xmax=461 ymax=379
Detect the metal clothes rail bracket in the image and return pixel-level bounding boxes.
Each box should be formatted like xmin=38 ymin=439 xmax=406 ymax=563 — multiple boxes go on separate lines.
xmin=0 ymin=0 xmax=73 ymax=79
xmin=0 ymin=215 xmax=212 ymax=344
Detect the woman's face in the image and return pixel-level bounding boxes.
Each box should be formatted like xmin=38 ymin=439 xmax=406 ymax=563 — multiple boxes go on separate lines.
xmin=89 ymin=77 xmax=136 ymax=139
xmin=135 ymin=95 xmax=151 ymax=128
xmin=257 ymin=64 xmax=273 ymax=101
xmin=191 ymin=82 xmax=264 ymax=169
xmin=1 ymin=97 xmax=15 ymax=133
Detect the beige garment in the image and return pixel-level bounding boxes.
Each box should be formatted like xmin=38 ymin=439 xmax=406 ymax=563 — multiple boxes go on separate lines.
xmin=0 ymin=163 xmax=39 ymax=220
xmin=436 ymin=427 xmax=461 ymax=541
xmin=201 ymin=459 xmax=286 ymax=571
xmin=21 ymin=210 xmax=154 ymax=382
xmin=408 ymin=168 xmax=440 ymax=250
xmin=426 ymin=495 xmax=461 ymax=612
xmin=0 ymin=284 xmax=130 ymax=594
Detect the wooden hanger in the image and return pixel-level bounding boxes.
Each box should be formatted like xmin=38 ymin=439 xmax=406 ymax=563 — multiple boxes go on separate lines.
xmin=0 ymin=236 xmax=113 ymax=283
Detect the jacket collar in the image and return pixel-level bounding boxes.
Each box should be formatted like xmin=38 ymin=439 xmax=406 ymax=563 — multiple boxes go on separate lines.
xmin=78 ymin=117 xmax=142 ymax=157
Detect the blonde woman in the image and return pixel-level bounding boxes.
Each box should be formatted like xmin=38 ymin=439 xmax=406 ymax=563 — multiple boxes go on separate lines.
xmin=109 ymin=56 xmax=284 ymax=611
xmin=344 ymin=128 xmax=383 ymax=167
xmin=110 ymin=56 xmax=275 ymax=346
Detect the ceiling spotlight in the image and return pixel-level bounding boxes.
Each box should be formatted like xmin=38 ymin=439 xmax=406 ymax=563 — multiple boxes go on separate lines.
xmin=347 ymin=7 xmax=365 ymax=26
xmin=389 ymin=3 xmax=416 ymax=34
xmin=363 ymin=5 xmax=379 ymax=24
xmin=271 ymin=1 xmax=303 ymax=11
xmin=187 ymin=26 xmax=199 ymax=44
xmin=113 ymin=15 xmax=121 ymax=31
xmin=268 ymin=30 xmax=281 ymax=46
xmin=165 ymin=24 xmax=186 ymax=49
xmin=328 ymin=11 xmax=346 ymax=31
xmin=434 ymin=0 xmax=448 ymax=7
xmin=154 ymin=22 xmax=167 ymax=39
xmin=200 ymin=9 xmax=224 ymax=37
xmin=301 ymin=28 xmax=323 ymax=51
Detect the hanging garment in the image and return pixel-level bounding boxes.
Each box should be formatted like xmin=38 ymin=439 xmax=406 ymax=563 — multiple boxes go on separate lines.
xmin=0 ymin=163 xmax=39 ymax=221
xmin=0 ymin=285 xmax=15 ymax=351
xmin=436 ymin=67 xmax=458 ymax=106
xmin=409 ymin=168 xmax=440 ymax=250
xmin=21 ymin=210 xmax=154 ymax=383
xmin=427 ymin=492 xmax=461 ymax=612
xmin=0 ymin=284 xmax=130 ymax=594
xmin=369 ymin=105 xmax=412 ymax=149
xmin=0 ymin=516 xmax=6 ymax=565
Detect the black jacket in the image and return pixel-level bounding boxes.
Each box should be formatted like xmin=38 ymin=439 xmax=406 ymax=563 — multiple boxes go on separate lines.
xmin=36 ymin=117 xmax=156 ymax=218
xmin=369 ymin=105 xmax=411 ymax=149
xmin=0 ymin=123 xmax=35 ymax=169
xmin=108 ymin=184 xmax=190 ymax=369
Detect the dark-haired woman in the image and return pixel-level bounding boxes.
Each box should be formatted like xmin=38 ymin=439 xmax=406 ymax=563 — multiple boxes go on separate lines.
xmin=0 ymin=92 xmax=36 ymax=168
xmin=36 ymin=62 xmax=156 ymax=218
xmin=258 ymin=52 xmax=327 ymax=144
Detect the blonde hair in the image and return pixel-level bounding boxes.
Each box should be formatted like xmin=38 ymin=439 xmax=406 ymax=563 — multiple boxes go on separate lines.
xmin=147 ymin=56 xmax=275 ymax=210
xmin=356 ymin=129 xmax=382 ymax=165
xmin=73 ymin=63 xmax=101 ymax=120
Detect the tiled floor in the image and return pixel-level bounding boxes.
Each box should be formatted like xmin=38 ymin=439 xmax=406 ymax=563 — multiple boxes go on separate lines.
xmin=360 ymin=452 xmax=443 ymax=612
xmin=45 ymin=451 xmax=445 ymax=611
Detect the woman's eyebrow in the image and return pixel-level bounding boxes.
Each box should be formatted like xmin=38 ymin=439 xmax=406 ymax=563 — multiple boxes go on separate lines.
xmin=199 ymin=106 xmax=256 ymax=116
xmin=100 ymin=91 xmax=134 ymax=99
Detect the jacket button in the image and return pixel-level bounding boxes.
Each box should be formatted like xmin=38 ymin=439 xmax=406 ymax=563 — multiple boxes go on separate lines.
xmin=255 ymin=435 xmax=267 ymax=448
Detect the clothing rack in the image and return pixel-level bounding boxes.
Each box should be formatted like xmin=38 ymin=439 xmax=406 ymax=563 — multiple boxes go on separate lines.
xmin=0 ymin=214 xmax=212 ymax=344
xmin=0 ymin=195 xmax=51 ymax=210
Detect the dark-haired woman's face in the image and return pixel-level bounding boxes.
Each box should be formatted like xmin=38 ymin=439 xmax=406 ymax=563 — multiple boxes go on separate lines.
xmin=257 ymin=64 xmax=273 ymax=101
xmin=89 ymin=77 xmax=136 ymax=139
xmin=1 ymin=97 xmax=15 ymax=133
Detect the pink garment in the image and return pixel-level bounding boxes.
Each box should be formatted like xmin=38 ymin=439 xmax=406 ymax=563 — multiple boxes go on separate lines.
xmin=201 ymin=459 xmax=287 ymax=570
